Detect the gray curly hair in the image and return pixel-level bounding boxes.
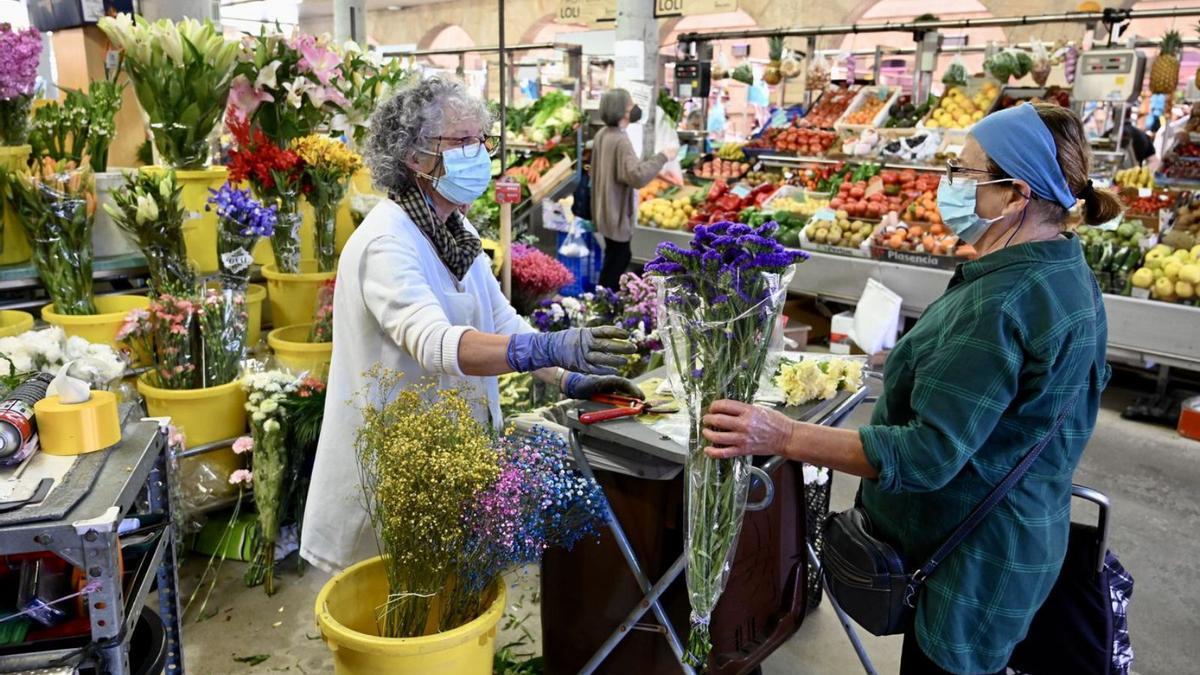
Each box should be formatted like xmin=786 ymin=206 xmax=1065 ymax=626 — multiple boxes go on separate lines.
xmin=365 ymin=76 xmax=493 ymax=194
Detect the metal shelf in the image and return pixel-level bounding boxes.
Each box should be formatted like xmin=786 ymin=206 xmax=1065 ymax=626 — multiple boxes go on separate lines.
xmin=632 ymin=227 xmax=1200 ymax=370
xmin=0 ymin=253 xmax=147 ymax=292
xmin=0 ymin=421 xmax=185 ymax=674
xmin=755 ymin=154 xmax=945 ymax=173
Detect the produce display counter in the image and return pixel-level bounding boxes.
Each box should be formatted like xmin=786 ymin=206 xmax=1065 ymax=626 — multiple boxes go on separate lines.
xmin=632 ymin=227 xmax=1200 ymax=371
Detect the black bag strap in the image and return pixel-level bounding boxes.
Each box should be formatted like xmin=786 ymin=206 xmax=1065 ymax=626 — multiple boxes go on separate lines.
xmin=904 ymin=390 xmax=1081 ymax=607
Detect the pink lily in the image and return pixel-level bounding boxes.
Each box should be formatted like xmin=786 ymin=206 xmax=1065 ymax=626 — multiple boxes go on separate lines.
xmin=228 ymin=74 xmax=274 ymax=121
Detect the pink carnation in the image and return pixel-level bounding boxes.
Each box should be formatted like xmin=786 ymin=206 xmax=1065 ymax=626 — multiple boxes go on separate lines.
xmin=228 ymin=469 xmax=253 ymax=486
xmin=232 ymin=436 xmax=254 ymax=455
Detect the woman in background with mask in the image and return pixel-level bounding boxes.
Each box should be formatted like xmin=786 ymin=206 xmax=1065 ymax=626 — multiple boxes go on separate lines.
xmin=697 ymin=103 xmax=1122 ymax=675
xmin=300 ymin=78 xmax=642 ymax=573
xmin=592 ymin=88 xmax=678 ymax=289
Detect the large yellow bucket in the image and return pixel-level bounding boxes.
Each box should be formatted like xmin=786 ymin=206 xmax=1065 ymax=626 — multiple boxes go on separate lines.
xmin=0 ymin=145 xmax=33 ymax=265
xmin=267 ymin=323 xmax=332 ymax=380
xmin=0 ymin=310 xmax=34 ymax=338
xmin=137 ymin=374 xmax=248 ymax=499
xmin=42 ymin=295 xmax=150 ymax=356
xmin=142 ymin=166 xmax=227 ymax=274
xmin=246 ymin=283 xmax=267 ymax=347
xmin=315 ymin=557 xmax=504 ymax=675
xmin=262 ymin=260 xmax=335 ymax=330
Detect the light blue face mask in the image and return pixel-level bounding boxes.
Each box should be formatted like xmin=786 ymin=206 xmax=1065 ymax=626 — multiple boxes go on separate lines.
xmin=429 ymin=143 xmax=492 ymax=205
xmin=936 ymin=175 xmax=1010 ymax=245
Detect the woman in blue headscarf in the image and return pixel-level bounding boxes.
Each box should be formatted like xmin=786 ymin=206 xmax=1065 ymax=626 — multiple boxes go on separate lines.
xmin=698 ymin=103 xmax=1122 ymax=674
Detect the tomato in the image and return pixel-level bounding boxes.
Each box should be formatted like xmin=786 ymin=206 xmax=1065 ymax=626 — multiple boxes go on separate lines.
xmin=850 ymin=186 xmax=865 ymax=199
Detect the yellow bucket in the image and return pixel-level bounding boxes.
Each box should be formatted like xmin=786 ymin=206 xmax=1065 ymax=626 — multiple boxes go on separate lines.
xmin=267 ymin=323 xmax=332 ymax=380
xmin=0 ymin=310 xmax=34 ymax=338
xmin=246 ymin=283 xmax=267 ymax=347
xmin=315 ymin=557 xmax=504 ymax=675
xmin=252 ymin=200 xmax=317 ymax=267
xmin=262 ymin=260 xmax=335 ymax=330
xmin=142 ymin=166 xmax=227 ymax=274
xmin=0 ymin=145 xmax=33 ymax=265
xmin=137 ymin=374 xmax=248 ymax=498
xmin=42 ymin=295 xmax=150 ymax=355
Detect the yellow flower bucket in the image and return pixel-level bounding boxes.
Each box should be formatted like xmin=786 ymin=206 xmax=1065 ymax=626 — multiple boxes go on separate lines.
xmin=142 ymin=166 xmax=227 ymax=274
xmin=0 ymin=310 xmax=34 ymax=338
xmin=262 ymin=260 xmax=335 ymax=330
xmin=137 ymin=374 xmax=248 ymax=499
xmin=41 ymin=295 xmax=150 ymax=357
xmin=246 ymin=283 xmax=267 ymax=347
xmin=252 ymin=200 xmax=318 ymax=267
xmin=315 ymin=556 xmax=504 ymax=675
xmin=268 ymin=323 xmax=332 ymax=380
xmin=0 ymin=145 xmax=33 ymax=266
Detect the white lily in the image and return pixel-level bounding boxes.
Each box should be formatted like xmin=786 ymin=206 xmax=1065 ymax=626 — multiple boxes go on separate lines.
xmin=255 ymin=60 xmax=282 ymax=90
xmin=135 ymin=194 xmax=159 ymax=225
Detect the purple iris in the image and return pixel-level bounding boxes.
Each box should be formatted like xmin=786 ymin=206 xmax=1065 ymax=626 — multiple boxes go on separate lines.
xmin=207 ymin=184 xmax=277 ymax=238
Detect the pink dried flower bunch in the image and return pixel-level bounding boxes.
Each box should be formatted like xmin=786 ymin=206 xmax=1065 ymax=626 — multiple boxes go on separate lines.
xmin=511 ymin=243 xmax=575 ymax=297
xmin=0 ymin=24 xmax=43 ymax=100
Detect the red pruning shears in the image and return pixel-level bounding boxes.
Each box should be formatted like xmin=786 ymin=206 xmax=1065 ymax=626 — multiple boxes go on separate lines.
xmin=579 ymin=394 xmax=678 ymax=425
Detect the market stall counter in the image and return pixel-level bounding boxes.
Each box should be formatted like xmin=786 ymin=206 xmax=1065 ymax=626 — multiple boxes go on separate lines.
xmin=533 ymin=369 xmax=869 ymax=675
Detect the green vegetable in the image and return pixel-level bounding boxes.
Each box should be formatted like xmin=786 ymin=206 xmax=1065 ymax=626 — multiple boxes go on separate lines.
xmin=732 ymin=64 xmax=754 ymax=85
xmin=659 ymin=89 xmax=684 ymax=126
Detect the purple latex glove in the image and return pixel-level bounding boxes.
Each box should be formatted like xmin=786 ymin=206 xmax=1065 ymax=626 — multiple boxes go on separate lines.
xmin=506 ymin=327 xmax=635 ymax=375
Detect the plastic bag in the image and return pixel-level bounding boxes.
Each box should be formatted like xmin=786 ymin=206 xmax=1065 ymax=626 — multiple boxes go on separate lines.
xmin=655 ymin=106 xmax=684 ymax=185
xmin=1 ymin=159 xmax=97 ymax=315
xmin=1031 ymin=40 xmax=1052 ymax=87
xmin=656 ymin=266 xmax=794 ymax=667
xmin=943 ymin=56 xmax=969 ymax=88
xmin=199 ymin=285 xmax=248 ymax=386
xmin=852 ymin=278 xmax=902 ymax=355
xmin=807 ymin=54 xmax=831 ymax=90
xmin=556 ymin=222 xmax=593 ymax=296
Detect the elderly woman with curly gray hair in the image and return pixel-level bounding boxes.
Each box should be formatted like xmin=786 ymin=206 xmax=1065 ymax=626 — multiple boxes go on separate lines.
xmin=300 ymin=77 xmax=641 ymax=573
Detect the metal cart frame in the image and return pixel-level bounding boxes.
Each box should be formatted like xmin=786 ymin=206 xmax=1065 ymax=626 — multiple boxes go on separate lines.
xmin=0 ymin=420 xmax=185 ymax=675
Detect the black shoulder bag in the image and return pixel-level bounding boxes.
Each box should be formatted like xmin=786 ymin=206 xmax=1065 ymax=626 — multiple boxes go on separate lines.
xmin=822 ymin=392 xmax=1079 ymax=637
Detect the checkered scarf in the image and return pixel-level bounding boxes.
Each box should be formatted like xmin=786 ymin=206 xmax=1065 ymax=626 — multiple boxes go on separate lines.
xmin=391 ymin=186 xmax=481 ymax=281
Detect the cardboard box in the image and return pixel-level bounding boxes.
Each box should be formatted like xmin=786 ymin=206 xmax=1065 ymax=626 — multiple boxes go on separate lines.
xmin=829 ymin=311 xmax=855 ymax=355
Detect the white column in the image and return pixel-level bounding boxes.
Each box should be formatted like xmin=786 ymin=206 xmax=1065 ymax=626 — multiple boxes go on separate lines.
xmin=617 ymin=0 xmax=659 ymax=159
xmin=333 ymin=0 xmax=368 ymax=44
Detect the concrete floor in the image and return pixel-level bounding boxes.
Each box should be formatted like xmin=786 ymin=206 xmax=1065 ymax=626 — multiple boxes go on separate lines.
xmin=175 ymin=386 xmax=1198 ymax=674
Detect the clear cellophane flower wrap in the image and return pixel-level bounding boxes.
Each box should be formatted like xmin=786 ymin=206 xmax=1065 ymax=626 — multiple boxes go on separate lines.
xmin=2 ymin=159 xmax=98 ymax=315
xmin=646 ymin=220 xmax=805 ymax=667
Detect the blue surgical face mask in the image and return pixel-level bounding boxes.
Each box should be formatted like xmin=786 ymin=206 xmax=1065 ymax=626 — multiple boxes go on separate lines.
xmin=936 ymin=175 xmax=1009 ymax=245
xmin=430 ymin=143 xmax=492 ymax=205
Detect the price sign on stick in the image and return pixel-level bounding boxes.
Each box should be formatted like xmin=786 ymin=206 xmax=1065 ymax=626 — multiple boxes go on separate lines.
xmin=495 ymin=178 xmax=522 ymax=204
xmin=495 ymin=178 xmax=521 ymax=298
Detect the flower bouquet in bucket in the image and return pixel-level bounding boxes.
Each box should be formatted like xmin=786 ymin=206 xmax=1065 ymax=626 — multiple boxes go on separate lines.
xmin=352 ymin=367 xmax=605 ymax=639
xmin=104 ymin=169 xmax=196 ymax=297
xmin=292 ymin=134 xmax=361 ymax=272
xmin=644 ymin=220 xmax=807 ymax=667
xmin=0 ymin=23 xmax=43 ymax=146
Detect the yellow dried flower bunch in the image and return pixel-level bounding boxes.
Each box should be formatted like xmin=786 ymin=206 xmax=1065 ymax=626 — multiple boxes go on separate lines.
xmin=354 ymin=366 xmax=497 ymax=637
xmin=291 ymin=134 xmax=363 ymax=178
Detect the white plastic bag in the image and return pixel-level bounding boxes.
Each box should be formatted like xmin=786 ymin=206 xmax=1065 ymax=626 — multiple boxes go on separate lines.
xmin=654 ymin=106 xmax=684 ymax=185
xmin=852 ymin=278 xmax=902 ymax=355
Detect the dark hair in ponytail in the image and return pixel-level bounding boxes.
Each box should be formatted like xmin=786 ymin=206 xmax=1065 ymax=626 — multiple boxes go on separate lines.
xmin=1032 ymin=103 xmax=1125 ymax=225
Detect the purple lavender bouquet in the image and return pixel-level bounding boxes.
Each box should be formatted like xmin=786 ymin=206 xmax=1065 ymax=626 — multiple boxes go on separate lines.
xmin=0 ymin=23 xmax=43 ymax=146
xmin=645 ymin=220 xmax=806 ymax=667
xmin=207 ymin=183 xmax=277 ymax=289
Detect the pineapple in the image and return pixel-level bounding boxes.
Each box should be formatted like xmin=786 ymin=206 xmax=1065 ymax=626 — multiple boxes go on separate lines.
xmin=765 ymin=36 xmax=784 ymax=85
xmin=1151 ymin=30 xmax=1183 ymax=95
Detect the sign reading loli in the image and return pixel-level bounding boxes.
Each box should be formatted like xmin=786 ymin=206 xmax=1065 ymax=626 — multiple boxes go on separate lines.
xmin=556 ymin=0 xmax=616 ymax=25
xmin=655 ymin=0 xmax=739 ymax=18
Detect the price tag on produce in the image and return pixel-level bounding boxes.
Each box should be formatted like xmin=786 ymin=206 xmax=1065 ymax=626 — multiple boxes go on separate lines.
xmin=1138 ymin=187 xmax=1153 ymax=198
xmin=731 ymin=184 xmax=752 ymax=198
xmin=495 ymin=178 xmax=522 ymax=204
xmin=811 ymin=208 xmax=837 ymax=222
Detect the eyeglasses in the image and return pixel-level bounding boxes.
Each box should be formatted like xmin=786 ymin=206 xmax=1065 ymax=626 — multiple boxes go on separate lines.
xmin=428 ymin=135 xmax=501 ymax=158
xmin=946 ymin=160 xmax=1002 ymax=185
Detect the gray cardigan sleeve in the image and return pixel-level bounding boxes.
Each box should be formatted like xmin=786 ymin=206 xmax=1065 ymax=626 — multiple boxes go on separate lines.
xmin=614 ymin=134 xmax=667 ymax=189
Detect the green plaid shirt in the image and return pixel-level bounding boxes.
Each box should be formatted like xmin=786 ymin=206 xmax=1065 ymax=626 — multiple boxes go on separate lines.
xmin=859 ymin=234 xmax=1111 ymax=675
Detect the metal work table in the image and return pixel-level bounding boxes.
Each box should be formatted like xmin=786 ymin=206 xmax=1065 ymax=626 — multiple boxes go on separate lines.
xmin=632 ymin=227 xmax=1200 ymax=371
xmin=0 ymin=420 xmax=184 ymax=675
xmin=562 ymin=374 xmax=872 ymax=674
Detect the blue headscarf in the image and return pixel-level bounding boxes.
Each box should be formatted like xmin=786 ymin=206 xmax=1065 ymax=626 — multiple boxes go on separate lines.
xmin=970 ymin=104 xmax=1077 ymax=210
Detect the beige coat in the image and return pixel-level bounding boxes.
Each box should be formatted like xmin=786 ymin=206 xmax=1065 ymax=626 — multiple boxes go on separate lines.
xmin=590 ymin=126 xmax=666 ymax=243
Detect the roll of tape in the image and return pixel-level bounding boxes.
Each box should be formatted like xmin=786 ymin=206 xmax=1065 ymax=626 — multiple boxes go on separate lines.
xmin=34 ymin=391 xmax=121 ymax=456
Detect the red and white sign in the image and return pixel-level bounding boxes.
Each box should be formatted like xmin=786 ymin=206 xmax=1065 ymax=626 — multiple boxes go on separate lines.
xmin=495 ymin=178 xmax=522 ymax=204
